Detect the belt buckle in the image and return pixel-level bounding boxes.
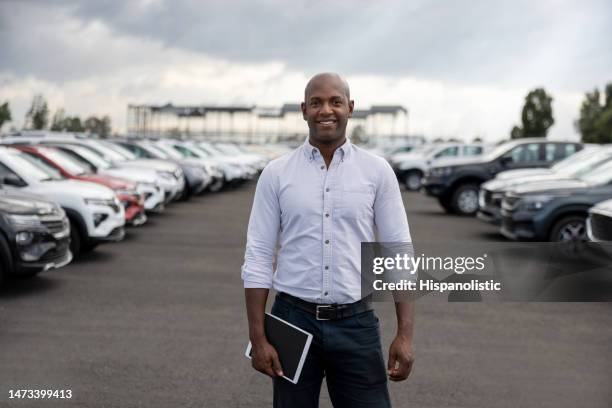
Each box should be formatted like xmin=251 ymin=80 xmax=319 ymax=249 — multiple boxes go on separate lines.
xmin=316 ymin=305 xmax=333 ymax=321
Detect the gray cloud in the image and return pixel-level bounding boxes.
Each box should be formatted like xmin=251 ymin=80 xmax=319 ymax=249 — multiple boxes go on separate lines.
xmin=1 ymin=0 xmax=611 ymax=91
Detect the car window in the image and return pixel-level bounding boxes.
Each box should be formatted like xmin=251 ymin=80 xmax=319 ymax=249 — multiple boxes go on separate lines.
xmin=433 ymin=146 xmax=459 ymax=159
xmin=173 ymin=145 xmax=200 ymax=158
xmin=39 ymin=148 xmax=88 ymax=175
xmin=0 ymin=162 xmax=23 ymax=184
xmin=504 ymin=143 xmax=541 ymax=163
xmin=463 ymin=146 xmax=483 ymax=156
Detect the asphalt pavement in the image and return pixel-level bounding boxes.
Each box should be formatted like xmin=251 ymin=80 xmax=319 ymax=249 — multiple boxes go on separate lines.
xmin=1 ymin=182 xmax=611 ymax=408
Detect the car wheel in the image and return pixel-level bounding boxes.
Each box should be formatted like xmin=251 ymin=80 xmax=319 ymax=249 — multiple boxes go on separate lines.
xmin=208 ymin=177 xmax=224 ymax=192
xmin=451 ymin=183 xmax=479 ymax=216
xmin=69 ymin=219 xmax=82 ymax=257
xmin=0 ymin=233 xmax=12 ymax=287
xmin=549 ymin=215 xmax=587 ymax=242
xmin=403 ymin=170 xmax=423 ymax=191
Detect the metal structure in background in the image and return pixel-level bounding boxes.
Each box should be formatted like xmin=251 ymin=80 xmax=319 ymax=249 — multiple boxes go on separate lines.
xmin=127 ymin=103 xmax=411 ymax=145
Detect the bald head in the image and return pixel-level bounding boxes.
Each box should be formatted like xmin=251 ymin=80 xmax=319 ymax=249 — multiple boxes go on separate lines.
xmin=304 ymin=72 xmax=350 ymax=102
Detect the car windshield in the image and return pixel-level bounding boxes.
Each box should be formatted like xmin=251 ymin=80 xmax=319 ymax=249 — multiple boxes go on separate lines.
xmin=185 ymin=143 xmax=212 ymax=158
xmin=551 ymin=148 xmax=597 ymax=171
xmin=64 ymin=145 xmax=112 ymax=170
xmin=155 ymin=143 xmax=184 ymax=160
xmin=578 ymin=160 xmax=612 ymax=185
xmin=199 ymin=142 xmax=225 ymax=157
xmin=482 ymin=142 xmax=514 ymax=161
xmin=215 ymin=143 xmax=243 ymax=155
xmin=39 ymin=147 xmax=89 ymax=176
xmin=101 ymin=141 xmax=138 ymax=160
xmin=141 ymin=143 xmax=169 ymax=159
xmin=7 ymin=150 xmax=63 ymax=181
xmin=555 ymin=150 xmax=612 ymax=177
xmin=84 ymin=142 xmax=127 ymax=163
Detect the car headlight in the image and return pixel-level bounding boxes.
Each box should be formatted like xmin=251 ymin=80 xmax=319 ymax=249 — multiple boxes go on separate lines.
xmin=84 ymin=198 xmax=115 ymax=207
xmin=6 ymin=214 xmax=42 ymax=229
xmin=157 ymin=170 xmax=174 ymax=180
xmin=518 ymin=195 xmax=562 ymax=212
xmin=115 ymin=189 xmax=136 ymax=197
xmin=430 ymin=167 xmax=454 ymax=177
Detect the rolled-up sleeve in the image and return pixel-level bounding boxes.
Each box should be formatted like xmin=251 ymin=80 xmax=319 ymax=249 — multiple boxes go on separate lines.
xmin=373 ymin=160 xmax=412 ymax=243
xmin=241 ymin=164 xmax=280 ymax=288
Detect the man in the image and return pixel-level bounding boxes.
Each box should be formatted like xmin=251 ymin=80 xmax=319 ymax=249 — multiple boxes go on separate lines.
xmin=242 ymin=72 xmax=414 ymax=407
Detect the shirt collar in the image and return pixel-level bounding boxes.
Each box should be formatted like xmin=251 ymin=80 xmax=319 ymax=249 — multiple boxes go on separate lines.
xmin=302 ymin=137 xmax=352 ymax=162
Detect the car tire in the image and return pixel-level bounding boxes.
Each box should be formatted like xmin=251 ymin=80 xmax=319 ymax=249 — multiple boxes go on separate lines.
xmin=451 ymin=183 xmax=480 ymax=216
xmin=0 ymin=233 xmax=12 ymax=287
xmin=69 ymin=219 xmax=82 ymax=257
xmin=81 ymin=242 xmax=99 ymax=253
xmin=403 ymin=170 xmax=423 ymax=191
xmin=208 ymin=177 xmax=224 ymax=192
xmin=549 ymin=215 xmax=587 ymax=242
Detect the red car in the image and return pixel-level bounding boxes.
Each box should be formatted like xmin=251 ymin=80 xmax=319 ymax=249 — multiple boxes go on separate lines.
xmin=14 ymin=145 xmax=147 ymax=226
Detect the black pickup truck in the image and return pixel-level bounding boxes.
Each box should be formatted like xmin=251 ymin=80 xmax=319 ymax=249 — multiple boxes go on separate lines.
xmin=422 ymin=138 xmax=582 ymax=215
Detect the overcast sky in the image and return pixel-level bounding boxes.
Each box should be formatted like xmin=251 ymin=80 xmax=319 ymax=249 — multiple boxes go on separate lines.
xmin=1 ymin=0 xmax=610 ymax=141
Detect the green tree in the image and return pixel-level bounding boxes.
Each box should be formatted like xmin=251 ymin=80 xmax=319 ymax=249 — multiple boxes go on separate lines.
xmin=576 ymin=83 xmax=612 ymax=144
xmin=25 ymin=94 xmax=49 ymax=130
xmin=84 ymin=115 xmax=111 ymax=137
xmin=576 ymin=89 xmax=602 ymax=143
xmin=510 ymin=125 xmax=524 ymax=139
xmin=510 ymin=88 xmax=554 ymax=138
xmin=64 ymin=116 xmax=84 ymax=132
xmin=50 ymin=108 xmax=66 ymax=131
xmin=521 ymin=88 xmax=554 ymax=137
xmin=0 ymin=101 xmax=11 ymax=130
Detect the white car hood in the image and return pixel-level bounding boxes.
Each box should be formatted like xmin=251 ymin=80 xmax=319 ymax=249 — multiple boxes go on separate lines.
xmin=101 ymin=166 xmax=159 ymax=184
xmin=23 ymin=179 xmax=116 ymax=200
xmin=118 ymin=159 xmax=180 ymax=173
xmin=495 ymin=168 xmax=553 ymax=180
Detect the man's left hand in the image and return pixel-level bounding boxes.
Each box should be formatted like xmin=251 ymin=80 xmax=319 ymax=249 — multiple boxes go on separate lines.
xmin=387 ymin=334 xmax=414 ymax=381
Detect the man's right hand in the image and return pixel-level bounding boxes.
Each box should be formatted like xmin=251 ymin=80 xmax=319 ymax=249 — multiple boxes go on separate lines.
xmin=251 ymin=340 xmax=283 ymax=378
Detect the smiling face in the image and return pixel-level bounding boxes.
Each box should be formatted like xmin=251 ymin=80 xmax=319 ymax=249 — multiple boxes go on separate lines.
xmin=301 ymin=73 xmax=354 ymax=147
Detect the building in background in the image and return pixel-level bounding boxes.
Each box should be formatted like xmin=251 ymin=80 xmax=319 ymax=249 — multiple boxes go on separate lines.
xmin=127 ymin=103 xmax=411 ymax=145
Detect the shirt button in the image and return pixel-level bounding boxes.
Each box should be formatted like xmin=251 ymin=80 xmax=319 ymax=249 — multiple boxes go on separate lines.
xmin=324 ymin=291 xmax=328 ymax=296
xmin=325 ymin=213 xmax=329 ymax=217
xmin=325 ymin=188 xmax=330 ymax=192
xmin=325 ymin=240 xmax=329 ymax=244
xmin=325 ymin=266 xmax=329 ymax=270
xmin=320 ymin=165 xmax=325 ymax=170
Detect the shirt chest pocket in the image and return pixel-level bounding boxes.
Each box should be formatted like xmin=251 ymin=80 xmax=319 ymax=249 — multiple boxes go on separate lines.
xmin=336 ymin=187 xmax=375 ymax=219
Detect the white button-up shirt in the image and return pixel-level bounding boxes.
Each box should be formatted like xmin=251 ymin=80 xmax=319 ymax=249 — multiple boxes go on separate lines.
xmin=241 ymin=138 xmax=412 ymax=304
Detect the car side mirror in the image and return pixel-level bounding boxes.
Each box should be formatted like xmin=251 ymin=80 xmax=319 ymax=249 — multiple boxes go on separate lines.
xmin=499 ymin=156 xmax=512 ymax=167
xmin=2 ymin=174 xmax=27 ymax=187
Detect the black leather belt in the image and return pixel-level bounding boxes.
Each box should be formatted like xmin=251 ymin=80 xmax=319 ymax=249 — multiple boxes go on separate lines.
xmin=276 ymin=292 xmax=373 ymax=321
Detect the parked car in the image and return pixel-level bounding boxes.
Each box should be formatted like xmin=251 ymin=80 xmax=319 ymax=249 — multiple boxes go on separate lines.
xmin=44 ymin=143 xmax=166 ymax=213
xmin=110 ymin=139 xmax=209 ymax=199
xmin=587 ymin=199 xmax=612 ymax=242
xmin=0 ymin=189 xmax=72 ymax=285
xmin=478 ymin=146 xmax=612 ymax=224
xmin=0 ymin=147 xmax=125 ymax=255
xmin=191 ymin=141 xmax=256 ymax=183
xmin=492 ymin=144 xmax=600 ymax=181
xmin=423 ymin=139 xmax=583 ymax=215
xmin=390 ymin=143 xmax=487 ymax=190
xmin=154 ymin=140 xmax=226 ymax=192
xmin=1 ymin=135 xmax=184 ymax=204
xmin=14 ymin=145 xmax=147 ymax=226
xmin=500 ymin=159 xmax=612 ymax=242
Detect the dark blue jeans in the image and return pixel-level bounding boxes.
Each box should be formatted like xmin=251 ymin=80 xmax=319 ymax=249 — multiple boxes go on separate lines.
xmin=271 ymin=295 xmax=391 ymax=408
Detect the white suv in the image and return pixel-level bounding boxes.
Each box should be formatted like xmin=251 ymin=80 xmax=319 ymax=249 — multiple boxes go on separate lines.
xmin=389 ymin=143 xmax=487 ymax=190
xmin=0 ymin=147 xmax=125 ymax=255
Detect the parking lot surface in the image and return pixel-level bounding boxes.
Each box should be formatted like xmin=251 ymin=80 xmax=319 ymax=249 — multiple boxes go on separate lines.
xmin=1 ymin=182 xmax=611 ymax=407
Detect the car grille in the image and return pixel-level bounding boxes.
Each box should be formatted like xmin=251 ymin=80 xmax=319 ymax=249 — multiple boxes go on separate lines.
xmin=39 ymin=242 xmax=70 ymax=262
xmin=40 ymin=215 xmax=69 ymax=237
xmin=483 ymin=189 xmax=493 ymax=206
xmin=502 ymin=195 xmax=520 ymax=212
xmin=589 ymin=213 xmax=612 ymax=241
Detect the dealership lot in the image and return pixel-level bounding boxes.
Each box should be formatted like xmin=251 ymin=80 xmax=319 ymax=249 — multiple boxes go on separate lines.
xmin=1 ymin=183 xmax=611 ymax=408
